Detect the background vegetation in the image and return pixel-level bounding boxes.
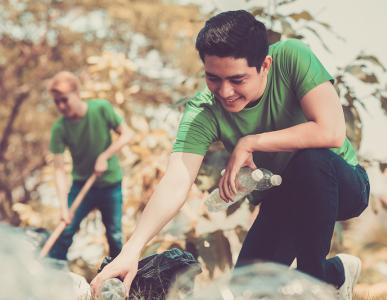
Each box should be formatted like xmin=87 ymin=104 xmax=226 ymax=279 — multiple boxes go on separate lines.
xmin=1 ymin=0 xmax=386 ymax=298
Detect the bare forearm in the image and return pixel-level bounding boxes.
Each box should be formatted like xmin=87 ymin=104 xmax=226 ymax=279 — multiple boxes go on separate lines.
xmin=121 ymin=175 xmax=190 ymax=255
xmin=54 ymin=168 xmax=68 ymax=209
xmin=101 ymin=135 xmax=131 ymax=160
xmin=246 ymin=121 xmax=345 ymax=153
xmin=120 ymin=152 xmax=203 ymax=256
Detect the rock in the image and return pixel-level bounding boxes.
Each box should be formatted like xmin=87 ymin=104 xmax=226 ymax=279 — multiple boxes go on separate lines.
xmin=0 ymin=224 xmax=77 ymax=300
xmin=67 ymin=272 xmax=92 ymax=300
xmin=178 ymin=262 xmax=337 ymax=300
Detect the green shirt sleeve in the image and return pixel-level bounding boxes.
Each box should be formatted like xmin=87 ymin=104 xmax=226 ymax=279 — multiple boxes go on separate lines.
xmin=50 ymin=120 xmax=65 ymax=154
xmin=173 ymin=89 xmax=218 ymax=155
xmin=282 ymin=39 xmax=333 ymax=100
xmin=101 ymin=100 xmax=123 ymax=129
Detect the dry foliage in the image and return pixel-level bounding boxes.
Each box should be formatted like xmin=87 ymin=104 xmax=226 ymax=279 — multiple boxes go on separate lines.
xmin=0 ymin=1 xmax=386 ymax=298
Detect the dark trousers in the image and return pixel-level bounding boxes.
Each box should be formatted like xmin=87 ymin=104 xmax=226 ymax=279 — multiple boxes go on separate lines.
xmin=235 ymin=149 xmax=370 ymax=286
xmin=49 ymin=181 xmax=123 ymax=260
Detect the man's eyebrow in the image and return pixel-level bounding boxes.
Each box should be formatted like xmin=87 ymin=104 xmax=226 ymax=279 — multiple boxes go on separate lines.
xmin=205 ymin=71 xmax=248 ymax=80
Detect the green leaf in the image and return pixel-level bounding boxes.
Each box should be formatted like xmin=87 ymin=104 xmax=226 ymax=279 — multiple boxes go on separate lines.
xmin=356 ymin=54 xmax=387 ymax=71
xmin=345 ymin=65 xmax=379 ymax=83
xmin=186 ymin=230 xmax=233 ymax=278
xmin=289 ymin=11 xmax=313 ymax=21
xmin=250 ymin=7 xmax=265 ymax=17
xmin=267 ymin=29 xmax=282 ymax=44
xmin=280 ymin=19 xmax=295 ymax=36
xmin=342 ymin=105 xmax=362 ymax=150
xmin=277 ymin=0 xmax=299 ymax=6
xmin=379 ymin=91 xmax=387 ymax=115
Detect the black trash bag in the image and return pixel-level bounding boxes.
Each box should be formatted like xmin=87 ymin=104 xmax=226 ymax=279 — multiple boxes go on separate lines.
xmin=98 ymin=248 xmax=202 ymax=300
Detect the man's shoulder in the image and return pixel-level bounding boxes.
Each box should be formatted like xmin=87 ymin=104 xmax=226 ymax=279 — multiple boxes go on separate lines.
xmin=88 ymin=98 xmax=111 ymax=108
xmin=186 ymin=88 xmax=217 ymax=110
xmin=87 ymin=99 xmax=114 ymax=118
xmin=51 ymin=117 xmax=64 ymax=130
xmin=270 ymin=38 xmax=311 ymax=57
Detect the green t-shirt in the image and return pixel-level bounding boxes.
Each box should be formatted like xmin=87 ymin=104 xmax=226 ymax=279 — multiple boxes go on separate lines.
xmin=173 ymin=39 xmax=358 ymax=174
xmin=50 ymin=99 xmax=123 ymax=186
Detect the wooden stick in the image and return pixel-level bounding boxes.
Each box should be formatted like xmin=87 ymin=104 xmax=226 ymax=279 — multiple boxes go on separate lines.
xmin=39 ymin=174 xmax=97 ymax=258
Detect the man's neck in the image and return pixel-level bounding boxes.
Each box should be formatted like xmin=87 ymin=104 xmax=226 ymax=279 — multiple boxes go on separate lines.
xmin=72 ymin=101 xmax=88 ymax=119
xmin=246 ymin=73 xmax=269 ymax=108
xmin=246 ymin=99 xmax=260 ymax=108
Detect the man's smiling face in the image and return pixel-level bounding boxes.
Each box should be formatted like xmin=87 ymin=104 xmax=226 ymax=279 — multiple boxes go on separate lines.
xmin=204 ymin=55 xmax=271 ymax=112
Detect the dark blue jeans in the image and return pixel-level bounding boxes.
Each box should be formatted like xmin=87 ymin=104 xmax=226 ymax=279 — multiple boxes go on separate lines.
xmin=49 ymin=181 xmax=123 ymax=260
xmin=236 ymin=149 xmax=370 ymax=286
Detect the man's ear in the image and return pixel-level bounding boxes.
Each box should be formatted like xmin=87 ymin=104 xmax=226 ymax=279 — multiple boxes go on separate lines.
xmin=260 ymin=55 xmax=272 ymax=73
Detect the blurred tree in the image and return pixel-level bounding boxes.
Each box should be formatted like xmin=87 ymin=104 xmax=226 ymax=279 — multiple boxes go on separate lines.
xmin=0 ymin=0 xmax=203 ymax=223
xmin=0 ymin=0 xmax=101 ymax=223
xmin=248 ymin=0 xmax=386 ymax=150
xmin=0 ymin=1 xmax=385 ymax=288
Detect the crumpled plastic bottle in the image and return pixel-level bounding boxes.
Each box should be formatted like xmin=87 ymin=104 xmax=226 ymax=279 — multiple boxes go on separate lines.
xmin=205 ymin=167 xmax=282 ymax=212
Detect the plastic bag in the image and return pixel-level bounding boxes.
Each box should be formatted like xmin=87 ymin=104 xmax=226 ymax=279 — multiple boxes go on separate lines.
xmin=99 ymin=248 xmax=201 ymax=299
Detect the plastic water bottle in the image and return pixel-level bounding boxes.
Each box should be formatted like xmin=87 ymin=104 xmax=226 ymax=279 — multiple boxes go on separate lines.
xmin=97 ymin=278 xmax=126 ymax=300
xmin=204 ymin=167 xmax=282 ymax=212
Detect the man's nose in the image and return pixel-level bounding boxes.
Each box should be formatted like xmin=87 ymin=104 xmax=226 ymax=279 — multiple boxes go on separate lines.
xmin=218 ymin=81 xmax=234 ymax=99
xmin=57 ymin=102 xmax=66 ymax=111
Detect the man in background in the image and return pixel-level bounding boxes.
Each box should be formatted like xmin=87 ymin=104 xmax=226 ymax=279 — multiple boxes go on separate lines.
xmin=48 ymin=71 xmax=131 ymax=260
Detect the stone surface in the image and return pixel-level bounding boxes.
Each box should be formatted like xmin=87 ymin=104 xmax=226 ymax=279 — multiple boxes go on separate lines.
xmin=0 ymin=224 xmax=77 ymax=300
xmin=178 ymin=262 xmax=337 ymax=300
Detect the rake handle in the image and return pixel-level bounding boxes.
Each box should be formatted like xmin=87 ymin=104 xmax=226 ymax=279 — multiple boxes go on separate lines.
xmin=39 ymin=174 xmax=97 ymax=258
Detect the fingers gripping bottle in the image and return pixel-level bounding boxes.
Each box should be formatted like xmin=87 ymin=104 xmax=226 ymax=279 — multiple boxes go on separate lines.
xmin=204 ymin=167 xmax=282 ymax=212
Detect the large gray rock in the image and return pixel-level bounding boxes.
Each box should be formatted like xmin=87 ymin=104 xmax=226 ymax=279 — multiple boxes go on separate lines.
xmin=173 ymin=262 xmax=337 ymax=300
xmin=0 ymin=224 xmax=80 ymax=300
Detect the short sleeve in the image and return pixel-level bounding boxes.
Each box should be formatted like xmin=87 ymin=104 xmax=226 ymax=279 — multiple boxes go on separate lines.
xmin=282 ymin=39 xmax=334 ymax=100
xmin=50 ymin=121 xmax=66 ymax=154
xmin=173 ymin=90 xmax=218 ymax=155
xmin=101 ymin=100 xmax=123 ymax=129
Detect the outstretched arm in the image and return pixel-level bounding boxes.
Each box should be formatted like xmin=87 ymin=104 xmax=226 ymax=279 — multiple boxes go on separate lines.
xmin=90 ymin=152 xmax=204 ymax=296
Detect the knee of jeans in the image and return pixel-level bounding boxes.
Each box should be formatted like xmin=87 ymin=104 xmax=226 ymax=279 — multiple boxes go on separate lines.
xmin=338 ymin=180 xmax=370 ymax=220
xmin=287 ymin=149 xmax=332 ymax=175
xmin=60 ymin=224 xmax=78 ymax=239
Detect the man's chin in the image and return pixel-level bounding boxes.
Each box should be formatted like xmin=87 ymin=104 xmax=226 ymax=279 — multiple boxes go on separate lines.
xmin=62 ymin=112 xmax=76 ymax=119
xmin=221 ymin=103 xmax=245 ymax=113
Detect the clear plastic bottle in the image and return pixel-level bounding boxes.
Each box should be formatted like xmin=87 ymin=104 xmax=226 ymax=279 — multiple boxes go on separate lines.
xmin=204 ymin=167 xmax=282 ymax=212
xmin=97 ymin=278 xmax=126 ymax=300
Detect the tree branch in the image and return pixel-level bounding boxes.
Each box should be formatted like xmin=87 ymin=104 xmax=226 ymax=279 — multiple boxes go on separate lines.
xmin=0 ymin=85 xmax=30 ymax=161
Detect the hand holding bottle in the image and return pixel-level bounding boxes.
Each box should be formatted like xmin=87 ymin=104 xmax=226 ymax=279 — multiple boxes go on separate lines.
xmin=205 ymin=167 xmax=282 ymax=212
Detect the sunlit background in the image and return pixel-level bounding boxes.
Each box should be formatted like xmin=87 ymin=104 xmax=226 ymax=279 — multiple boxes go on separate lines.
xmin=0 ymin=1 xmax=386 ymax=299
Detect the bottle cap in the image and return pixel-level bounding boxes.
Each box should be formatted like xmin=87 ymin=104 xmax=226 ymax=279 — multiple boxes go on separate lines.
xmin=270 ymin=175 xmax=282 ymax=186
xmin=251 ymin=169 xmax=264 ymax=181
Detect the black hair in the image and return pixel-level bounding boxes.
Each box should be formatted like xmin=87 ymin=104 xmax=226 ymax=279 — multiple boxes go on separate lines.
xmin=195 ymin=10 xmax=268 ymax=70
